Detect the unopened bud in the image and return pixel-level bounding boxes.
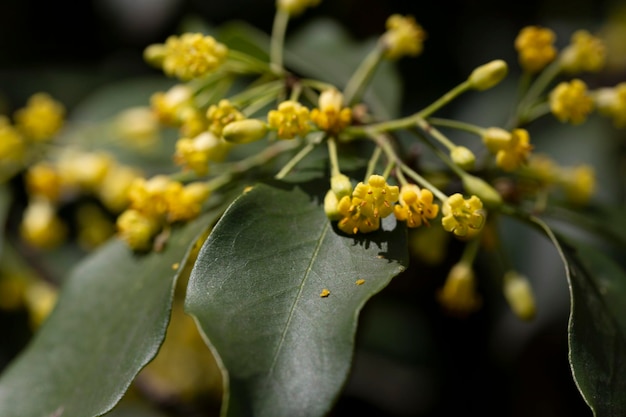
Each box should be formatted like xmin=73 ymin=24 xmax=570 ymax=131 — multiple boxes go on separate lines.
xmin=482 ymin=127 xmax=513 ymax=153
xmin=462 ymin=175 xmax=502 ymax=208
xmin=143 ymin=44 xmax=166 ymax=68
xmin=503 ymin=271 xmax=536 ymax=321
xmin=222 ymin=119 xmax=268 ymax=144
xmin=450 ymin=146 xmax=476 ymax=170
xmin=330 ymin=174 xmax=352 ymax=199
xmin=468 ymin=60 xmax=508 ymax=91
xmin=324 ymin=190 xmax=341 ymax=220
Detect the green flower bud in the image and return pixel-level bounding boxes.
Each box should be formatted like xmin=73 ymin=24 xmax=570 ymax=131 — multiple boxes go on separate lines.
xmin=462 ymin=175 xmax=502 ymax=208
xmin=222 ymin=119 xmax=268 ymax=144
xmin=450 ymin=146 xmax=476 ymax=170
xmin=468 ymin=60 xmax=508 ymax=91
xmin=503 ymin=271 xmax=536 ymax=321
xmin=330 ymin=174 xmax=352 ymax=199
xmin=324 ymin=189 xmax=341 ymax=220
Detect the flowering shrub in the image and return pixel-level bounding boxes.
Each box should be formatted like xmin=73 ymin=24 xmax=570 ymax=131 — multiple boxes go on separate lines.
xmin=0 ymin=1 xmax=625 ymax=416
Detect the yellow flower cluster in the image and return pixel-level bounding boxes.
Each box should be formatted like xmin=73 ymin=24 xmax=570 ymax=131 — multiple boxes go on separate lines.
xmin=174 ymin=132 xmax=232 ymax=176
xmin=20 ymin=149 xmax=143 ymax=249
xmin=549 ymin=79 xmax=594 ymax=125
xmin=13 ymin=93 xmax=65 ymax=142
xmin=117 ymin=176 xmax=210 ymax=250
xmin=381 ymin=14 xmax=426 ymax=60
xmin=514 ymin=26 xmax=557 ymax=73
xmin=0 ymin=93 xmax=65 ymax=178
xmin=310 ymin=89 xmax=352 ymax=136
xmin=441 ymin=193 xmax=485 ymax=238
xmin=336 ymin=175 xmax=399 ymax=235
xmin=560 ymin=30 xmax=606 ymax=73
xmin=268 ymin=100 xmax=311 ymax=139
xmin=482 ymin=127 xmax=533 ymax=172
xmin=521 ymin=154 xmax=596 ymax=205
xmin=393 ymin=184 xmax=439 ymax=228
xmin=161 ymin=33 xmax=228 ymax=81
xmin=206 ymin=99 xmax=245 ymax=137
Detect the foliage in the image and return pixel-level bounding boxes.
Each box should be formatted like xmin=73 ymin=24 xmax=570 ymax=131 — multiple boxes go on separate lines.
xmin=0 ymin=2 xmax=625 ymax=416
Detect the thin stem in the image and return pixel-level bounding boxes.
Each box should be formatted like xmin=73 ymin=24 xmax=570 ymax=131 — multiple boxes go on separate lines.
xmin=327 ymin=136 xmax=341 ymax=177
xmin=428 ymin=117 xmax=485 ymax=136
xmin=416 ymin=80 xmax=472 ymax=119
xmin=364 ymin=145 xmax=382 ymax=180
xmin=415 ymin=117 xmax=457 ymax=151
xmin=228 ymin=79 xmax=284 ymax=107
xmin=513 ymin=58 xmax=562 ymax=127
xmin=371 ymin=132 xmax=448 ymax=202
xmin=410 ymin=127 xmax=466 ymax=179
xmin=270 ymin=9 xmax=290 ymax=74
xmin=206 ymin=139 xmax=301 ymax=190
xmin=343 ymin=43 xmax=385 ymax=106
xmin=227 ymin=50 xmax=273 ymax=74
xmin=460 ymin=235 xmax=481 ymax=265
xmin=524 ymin=101 xmax=552 ymax=123
xmin=344 ymin=80 xmax=473 ymax=138
xmin=382 ymin=160 xmax=395 ymax=179
xmin=274 ymin=133 xmax=325 ymax=179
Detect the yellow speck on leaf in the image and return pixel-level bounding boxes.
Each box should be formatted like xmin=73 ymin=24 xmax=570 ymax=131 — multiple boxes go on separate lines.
xmin=356 ymin=279 xmax=365 ymax=285
xmin=320 ymin=289 xmax=330 ymax=298
xmin=172 ymin=262 xmax=180 ymax=270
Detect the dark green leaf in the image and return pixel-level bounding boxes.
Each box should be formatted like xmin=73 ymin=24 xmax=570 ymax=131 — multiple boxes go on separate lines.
xmin=285 ymin=18 xmax=402 ymax=119
xmin=559 ymin=235 xmax=626 ymax=417
xmin=0 ymin=211 xmax=219 ymax=417
xmin=186 ymin=180 xmax=408 ymax=417
xmin=0 ymin=185 xmax=10 ymax=257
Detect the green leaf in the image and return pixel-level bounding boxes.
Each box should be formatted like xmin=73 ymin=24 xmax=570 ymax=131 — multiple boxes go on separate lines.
xmin=0 ymin=185 xmax=10 ymax=257
xmin=285 ymin=18 xmax=402 ymax=119
xmin=559 ymin=235 xmax=626 ymax=416
xmin=0 ymin=211 xmax=219 ymax=417
xmin=185 ymin=180 xmax=408 ymax=417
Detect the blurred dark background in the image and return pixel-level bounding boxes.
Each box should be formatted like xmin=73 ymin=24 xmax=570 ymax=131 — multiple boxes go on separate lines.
xmin=1 ymin=0 xmax=624 ymax=416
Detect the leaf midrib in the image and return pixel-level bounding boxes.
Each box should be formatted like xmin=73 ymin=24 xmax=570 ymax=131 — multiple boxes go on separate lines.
xmin=267 ymin=221 xmax=330 ymax=375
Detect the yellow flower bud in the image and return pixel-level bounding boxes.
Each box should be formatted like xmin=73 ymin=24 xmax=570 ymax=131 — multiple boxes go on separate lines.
xmin=324 ymin=189 xmax=341 ymax=220
xmin=222 ymin=119 xmax=268 ymax=144
xmin=503 ymin=271 xmax=536 ymax=321
xmin=116 ymin=209 xmax=161 ymax=251
xmin=24 ymin=280 xmax=58 ymax=329
xmin=14 ymin=93 xmax=65 ymax=142
xmin=482 ymin=127 xmax=513 ymax=153
xmin=20 ymin=198 xmax=67 ymax=249
xmin=277 ymin=0 xmax=321 ymax=16
xmin=437 ymin=262 xmax=482 ymax=316
xmin=450 ymin=146 xmax=476 ymax=170
xmin=468 ymin=60 xmax=508 ymax=91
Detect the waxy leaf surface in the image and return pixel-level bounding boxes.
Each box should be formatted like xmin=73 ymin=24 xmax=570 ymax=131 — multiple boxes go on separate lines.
xmin=561 ymin=236 xmax=626 ymax=416
xmin=0 ymin=212 xmax=218 ymax=417
xmin=186 ymin=181 xmax=408 ymax=417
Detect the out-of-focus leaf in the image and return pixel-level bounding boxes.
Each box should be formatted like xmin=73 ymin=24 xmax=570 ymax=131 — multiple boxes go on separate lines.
xmin=217 ymin=21 xmax=271 ymax=62
xmin=558 ymin=235 xmax=626 ymax=417
xmin=215 ymin=19 xmax=402 ymax=119
xmin=285 ymin=18 xmax=402 ymax=119
xmin=0 ymin=211 xmax=220 ymax=417
xmin=186 ymin=179 xmax=408 ymax=417
xmin=0 ymin=185 xmax=10 ymax=257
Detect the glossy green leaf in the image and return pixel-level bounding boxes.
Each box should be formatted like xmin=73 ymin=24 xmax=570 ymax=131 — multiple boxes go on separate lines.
xmin=186 ymin=180 xmax=408 ymax=417
xmin=559 ymin=235 xmax=626 ymax=416
xmin=0 ymin=212 xmax=219 ymax=417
